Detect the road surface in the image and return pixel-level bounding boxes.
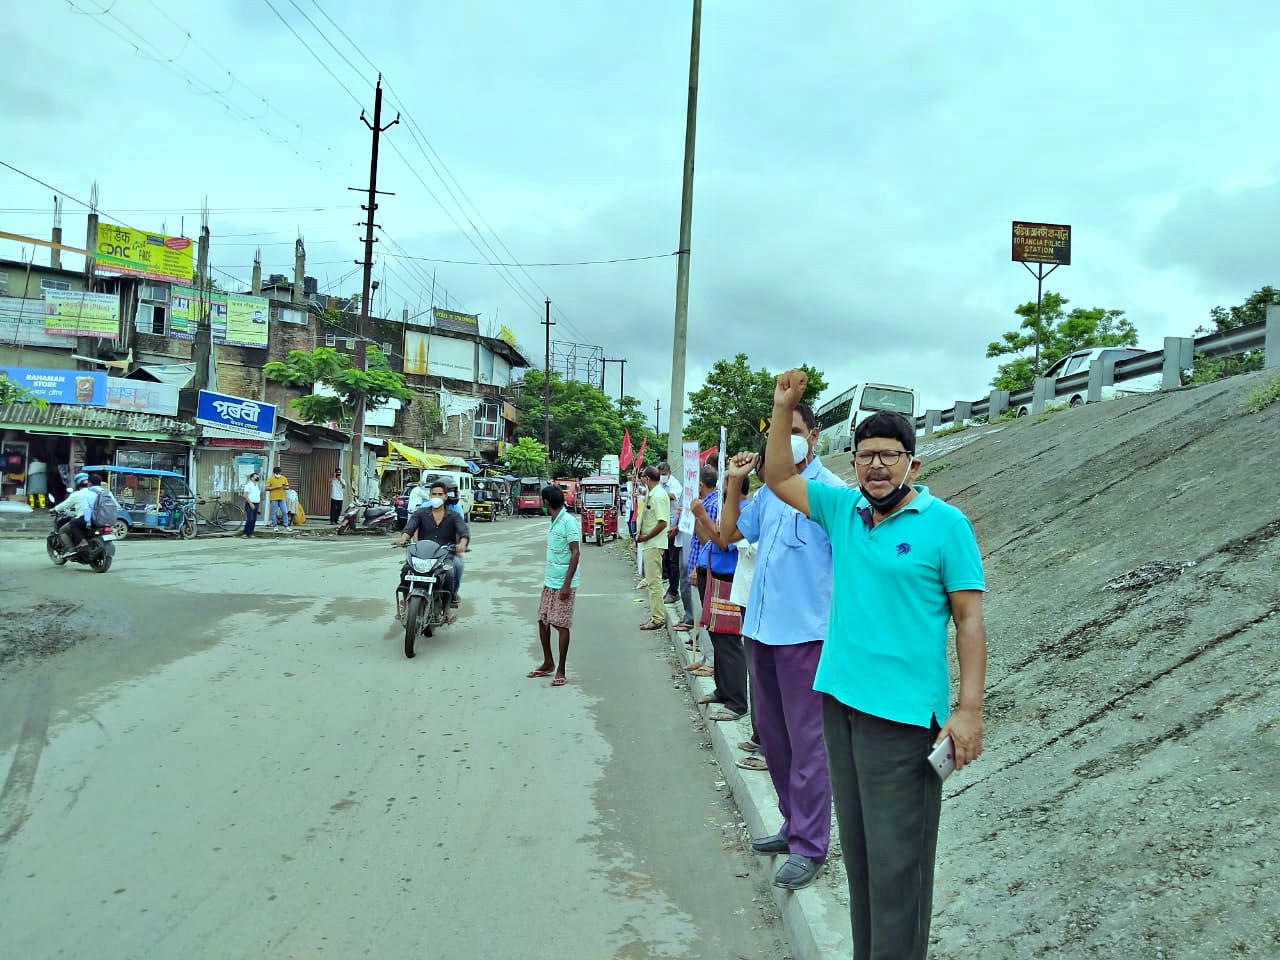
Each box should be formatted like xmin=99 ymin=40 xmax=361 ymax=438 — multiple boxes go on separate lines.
xmin=0 ymin=518 xmax=788 ymax=959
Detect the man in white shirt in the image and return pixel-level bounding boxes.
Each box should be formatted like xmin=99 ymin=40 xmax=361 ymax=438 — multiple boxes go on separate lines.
xmin=53 ymin=472 xmax=93 ymax=550
xmin=407 ymin=476 xmax=431 ymax=514
xmin=329 ymin=469 xmax=346 ymax=524
xmin=657 ymin=462 xmax=693 ymax=627
xmin=241 ymin=472 xmax=262 ymax=538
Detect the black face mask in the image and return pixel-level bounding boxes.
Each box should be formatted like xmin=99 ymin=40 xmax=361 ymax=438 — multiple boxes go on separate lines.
xmin=859 ymin=458 xmax=914 ymax=513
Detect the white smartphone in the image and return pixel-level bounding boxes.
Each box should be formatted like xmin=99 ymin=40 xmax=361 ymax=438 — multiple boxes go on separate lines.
xmin=927 ymin=736 xmax=955 ymax=781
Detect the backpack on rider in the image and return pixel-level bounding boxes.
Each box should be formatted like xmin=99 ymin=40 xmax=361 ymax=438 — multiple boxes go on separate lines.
xmin=90 ymin=486 xmax=121 ymax=528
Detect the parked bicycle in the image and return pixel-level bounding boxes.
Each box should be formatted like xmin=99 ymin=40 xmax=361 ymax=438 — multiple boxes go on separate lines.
xmin=199 ymin=495 xmax=246 ymax=533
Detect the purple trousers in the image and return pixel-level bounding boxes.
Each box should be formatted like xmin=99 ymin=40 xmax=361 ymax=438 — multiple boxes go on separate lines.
xmin=747 ymin=638 xmax=831 ymax=861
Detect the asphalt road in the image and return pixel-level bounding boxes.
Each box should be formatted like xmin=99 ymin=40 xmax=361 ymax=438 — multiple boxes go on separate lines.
xmin=0 ymin=519 xmax=788 ymax=959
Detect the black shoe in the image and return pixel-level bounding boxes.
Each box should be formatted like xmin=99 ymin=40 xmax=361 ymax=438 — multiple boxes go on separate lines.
xmin=750 ymin=833 xmax=789 ymax=855
xmin=449 ymin=598 xmax=460 ymax=608
xmin=774 ymin=855 xmax=823 ymax=890
xmin=662 ymin=593 xmax=677 ymax=604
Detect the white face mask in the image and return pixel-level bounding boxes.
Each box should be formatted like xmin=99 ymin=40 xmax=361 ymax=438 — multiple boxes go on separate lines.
xmin=790 ymin=434 xmax=810 ymax=465
xmin=429 ymin=497 xmax=444 ymax=509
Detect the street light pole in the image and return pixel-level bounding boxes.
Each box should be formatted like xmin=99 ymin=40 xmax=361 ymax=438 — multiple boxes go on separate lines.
xmin=666 ymin=0 xmax=701 ymax=467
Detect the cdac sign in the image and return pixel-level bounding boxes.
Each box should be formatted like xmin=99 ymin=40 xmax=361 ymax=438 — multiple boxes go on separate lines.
xmin=1012 ymin=221 xmax=1071 ymax=266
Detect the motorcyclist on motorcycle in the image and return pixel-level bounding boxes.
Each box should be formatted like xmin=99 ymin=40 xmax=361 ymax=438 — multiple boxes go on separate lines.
xmin=391 ymin=480 xmax=469 ymax=620
xmin=53 ymin=471 xmax=94 ymax=552
xmin=443 ymin=483 xmax=470 ymax=608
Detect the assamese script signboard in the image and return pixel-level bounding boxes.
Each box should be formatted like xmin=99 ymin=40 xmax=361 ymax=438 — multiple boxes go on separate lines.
xmin=217 ymin=294 xmax=270 ymax=349
xmin=95 ymin=223 xmax=194 ymax=285
xmin=43 ymin=291 xmax=121 ymax=338
xmin=1012 ymin=221 xmax=1071 ymax=266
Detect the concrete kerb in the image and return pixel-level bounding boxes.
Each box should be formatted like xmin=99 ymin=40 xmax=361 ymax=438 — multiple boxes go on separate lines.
xmin=660 ymin=602 xmax=852 ymax=960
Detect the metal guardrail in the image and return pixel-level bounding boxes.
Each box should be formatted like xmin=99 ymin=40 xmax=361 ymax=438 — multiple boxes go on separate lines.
xmin=916 ymin=318 xmax=1270 ymax=433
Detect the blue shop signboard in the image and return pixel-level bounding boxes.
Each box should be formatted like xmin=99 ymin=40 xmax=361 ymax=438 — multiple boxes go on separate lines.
xmin=195 ymin=389 xmax=276 ymax=441
xmin=0 ymin=366 xmax=107 ymax=405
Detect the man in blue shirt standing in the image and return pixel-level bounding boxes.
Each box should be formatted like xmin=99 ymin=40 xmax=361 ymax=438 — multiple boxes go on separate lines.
xmin=713 ymin=401 xmax=845 ymax=891
xmin=764 ymin=368 xmax=988 ymax=960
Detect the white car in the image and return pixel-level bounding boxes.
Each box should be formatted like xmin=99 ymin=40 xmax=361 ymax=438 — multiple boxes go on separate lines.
xmin=1016 ymin=347 xmax=1161 ymax=417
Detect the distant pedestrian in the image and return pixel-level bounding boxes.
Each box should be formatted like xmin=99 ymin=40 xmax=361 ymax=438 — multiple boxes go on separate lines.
xmin=765 ymin=369 xmax=988 ymax=959
xmin=265 ymin=466 xmax=290 ymax=528
xmin=241 ymin=471 xmax=262 ymax=538
xmin=329 ymin=469 xmax=345 ymax=524
xmin=285 ymin=486 xmax=300 ymax=526
xmin=527 ymin=484 xmax=581 ymax=687
xmin=635 ymin=466 xmax=669 ymax=630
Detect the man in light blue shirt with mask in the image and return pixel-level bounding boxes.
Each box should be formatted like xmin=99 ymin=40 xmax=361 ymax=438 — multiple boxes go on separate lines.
xmin=710 ymin=403 xmax=845 ymax=891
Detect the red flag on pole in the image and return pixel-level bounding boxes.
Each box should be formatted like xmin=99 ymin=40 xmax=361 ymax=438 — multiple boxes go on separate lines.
xmin=635 ymin=437 xmax=648 ymax=471
xmin=619 ymin=429 xmax=634 ymax=470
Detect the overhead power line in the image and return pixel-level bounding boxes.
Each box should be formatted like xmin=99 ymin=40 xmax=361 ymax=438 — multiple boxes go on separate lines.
xmin=378 ymin=251 xmax=677 ymax=267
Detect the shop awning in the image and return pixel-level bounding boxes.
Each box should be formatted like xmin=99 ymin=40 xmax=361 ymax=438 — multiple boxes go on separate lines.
xmin=132 ymin=363 xmax=196 ymax=388
xmin=379 ymin=440 xmax=467 ymax=470
xmin=0 ymin=403 xmax=198 ymax=444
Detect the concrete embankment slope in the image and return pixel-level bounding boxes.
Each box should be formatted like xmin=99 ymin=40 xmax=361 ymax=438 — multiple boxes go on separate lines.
xmin=876 ymin=368 xmax=1279 ymax=958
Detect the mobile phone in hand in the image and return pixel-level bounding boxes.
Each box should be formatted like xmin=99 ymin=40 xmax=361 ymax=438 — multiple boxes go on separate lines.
xmin=927 ymin=736 xmax=955 ymax=781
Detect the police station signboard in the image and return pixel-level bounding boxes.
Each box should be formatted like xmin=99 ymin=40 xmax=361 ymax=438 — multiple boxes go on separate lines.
xmin=195 ymin=389 xmax=276 ymax=441
xmin=1012 ymin=221 xmax=1072 ymax=265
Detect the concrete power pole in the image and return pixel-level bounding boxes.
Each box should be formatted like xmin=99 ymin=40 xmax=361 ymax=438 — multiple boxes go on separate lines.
xmin=666 ymin=0 xmax=702 ymax=466
xmin=348 ymin=76 xmax=399 ymax=499
xmin=542 ymin=298 xmax=555 ymax=455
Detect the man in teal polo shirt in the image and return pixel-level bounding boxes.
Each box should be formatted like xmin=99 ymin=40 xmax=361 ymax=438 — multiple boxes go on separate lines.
xmin=763 ymin=368 xmax=988 ymax=960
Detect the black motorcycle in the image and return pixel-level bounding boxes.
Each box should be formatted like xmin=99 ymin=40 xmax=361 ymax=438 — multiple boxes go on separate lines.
xmin=400 ymin=539 xmax=455 ymax=658
xmin=47 ymin=511 xmax=115 ymax=574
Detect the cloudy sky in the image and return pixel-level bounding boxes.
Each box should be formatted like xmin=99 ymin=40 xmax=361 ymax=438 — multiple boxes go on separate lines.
xmin=3 ymin=1 xmax=1278 ymax=424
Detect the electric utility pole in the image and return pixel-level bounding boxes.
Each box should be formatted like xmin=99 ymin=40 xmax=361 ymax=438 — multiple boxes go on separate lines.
xmin=347 ymin=75 xmax=399 ymax=498
xmin=655 ymin=398 xmax=662 ymax=435
xmin=542 ymin=298 xmax=554 ymax=454
xmin=666 ymin=0 xmax=701 ymax=466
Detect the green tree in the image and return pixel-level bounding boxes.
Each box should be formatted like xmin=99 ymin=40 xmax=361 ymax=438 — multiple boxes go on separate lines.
xmin=0 ymin=374 xmax=48 ymax=408
xmin=684 ymin=355 xmax=826 ymax=458
xmin=1186 ymin=286 xmax=1273 ymax=384
xmin=514 ymin=370 xmax=625 ymax=471
xmin=986 ymin=292 xmax=1137 ymax=391
xmin=263 ymin=345 xmax=413 ymax=425
xmin=504 ymin=436 xmax=548 ymax=476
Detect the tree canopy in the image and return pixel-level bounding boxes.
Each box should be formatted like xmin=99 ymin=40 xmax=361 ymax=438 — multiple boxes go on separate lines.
xmin=684 ymin=355 xmax=826 ymax=458
xmin=1186 ymin=285 xmax=1274 ymax=383
xmin=504 ymin=437 xmax=548 ymax=477
xmin=263 ymin=345 xmax=413 ymax=425
xmin=0 ymin=374 xmax=47 ymax=408
xmin=986 ymin=292 xmax=1138 ymax=391
xmin=513 ymin=371 xmax=658 ymax=474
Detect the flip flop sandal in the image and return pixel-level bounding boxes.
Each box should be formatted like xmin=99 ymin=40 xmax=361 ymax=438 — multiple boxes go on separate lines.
xmin=689 ymin=665 xmax=715 ymax=677
xmin=709 ymin=710 xmax=744 ymax=722
xmin=736 ymin=756 xmax=768 ymax=771
xmin=639 ymin=621 xmax=666 ymax=631
xmin=550 ymin=676 xmax=568 ymax=687
xmin=697 ymin=693 xmax=719 ymax=705
xmin=738 ymin=740 xmax=759 ymax=753
xmin=527 ymin=668 xmax=553 ymax=678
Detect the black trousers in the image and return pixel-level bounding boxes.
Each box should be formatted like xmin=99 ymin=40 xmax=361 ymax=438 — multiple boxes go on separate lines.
xmin=243 ymin=504 xmax=259 ymax=537
xmin=662 ymin=543 xmax=680 ymax=593
xmin=330 ymin=499 xmax=342 ymax=524
xmin=822 ymin=697 xmax=942 ymax=960
xmin=696 ymin=569 xmax=748 ymax=715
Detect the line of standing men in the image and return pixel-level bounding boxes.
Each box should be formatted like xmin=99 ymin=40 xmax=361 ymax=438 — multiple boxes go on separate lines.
xmin=693 ymin=371 xmax=987 ymax=960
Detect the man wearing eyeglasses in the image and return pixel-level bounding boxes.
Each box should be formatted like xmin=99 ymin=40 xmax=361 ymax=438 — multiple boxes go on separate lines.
xmin=764 ymin=368 xmax=987 ymax=960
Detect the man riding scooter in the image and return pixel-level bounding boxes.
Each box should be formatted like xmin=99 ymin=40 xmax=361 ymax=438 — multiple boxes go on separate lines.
xmin=391 ymin=480 xmax=469 ymax=620
xmin=53 ymin=472 xmax=94 ymax=551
